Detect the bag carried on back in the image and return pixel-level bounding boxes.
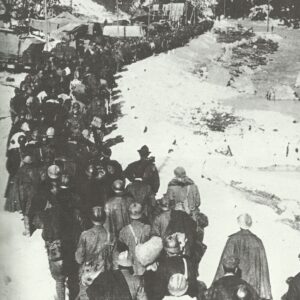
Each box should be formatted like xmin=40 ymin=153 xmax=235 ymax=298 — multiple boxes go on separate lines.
xmin=129 ymin=224 xmax=163 ymax=267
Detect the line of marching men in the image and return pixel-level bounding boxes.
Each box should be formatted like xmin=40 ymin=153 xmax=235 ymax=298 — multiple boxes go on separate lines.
xmin=3 ymin=21 xmax=299 ymax=300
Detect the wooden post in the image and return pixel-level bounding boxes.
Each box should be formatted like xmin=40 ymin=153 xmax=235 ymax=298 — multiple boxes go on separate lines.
xmin=44 ymin=0 xmax=49 ymax=51
xmin=267 ymin=0 xmax=270 ymax=32
xmin=116 ymin=0 xmax=119 ymax=37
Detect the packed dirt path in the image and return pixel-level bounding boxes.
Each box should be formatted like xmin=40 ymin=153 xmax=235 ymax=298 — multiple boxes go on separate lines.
xmin=0 ymin=21 xmax=299 ymax=300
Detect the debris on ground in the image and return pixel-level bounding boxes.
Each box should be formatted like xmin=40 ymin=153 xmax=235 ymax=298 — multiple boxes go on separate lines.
xmin=191 ymin=108 xmax=241 ymax=132
xmin=215 ymin=26 xmax=279 ymax=80
xmin=214 ymin=26 xmax=255 ymax=44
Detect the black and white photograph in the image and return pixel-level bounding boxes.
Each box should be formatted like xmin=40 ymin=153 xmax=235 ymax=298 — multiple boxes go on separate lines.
xmin=0 ymin=0 xmax=299 ymax=299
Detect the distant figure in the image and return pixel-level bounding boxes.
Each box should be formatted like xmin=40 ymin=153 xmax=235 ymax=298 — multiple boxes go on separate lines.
xmin=283 ymin=254 xmax=300 ymax=300
xmin=124 ymin=145 xmax=160 ymax=194
xmin=214 ymin=214 xmax=272 ymax=300
xmin=207 ymin=255 xmax=259 ymax=300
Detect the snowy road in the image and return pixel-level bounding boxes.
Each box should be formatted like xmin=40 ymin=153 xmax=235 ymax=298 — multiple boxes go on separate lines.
xmin=0 ymin=23 xmax=300 ymax=300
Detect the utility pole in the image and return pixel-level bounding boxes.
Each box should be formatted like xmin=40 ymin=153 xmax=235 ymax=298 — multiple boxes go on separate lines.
xmin=147 ymin=6 xmax=151 ymax=36
xmin=70 ymin=0 xmax=73 ymax=13
xmin=116 ymin=0 xmax=119 ymax=37
xmin=267 ymin=0 xmax=270 ymax=32
xmin=224 ymin=0 xmax=226 ymax=18
xmin=44 ymin=0 xmax=49 ymax=51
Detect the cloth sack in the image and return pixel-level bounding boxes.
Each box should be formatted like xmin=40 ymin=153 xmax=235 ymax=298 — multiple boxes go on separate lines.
xmin=129 ymin=225 xmax=163 ymax=267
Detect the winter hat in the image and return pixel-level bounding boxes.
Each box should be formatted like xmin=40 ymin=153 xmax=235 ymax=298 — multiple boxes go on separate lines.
xmin=168 ymin=273 xmax=189 ymax=297
xmin=129 ymin=202 xmax=143 ymax=220
xmin=47 ymin=165 xmax=61 ymax=180
xmin=117 ymin=251 xmax=132 ymax=268
xmin=237 ymin=213 xmax=252 ymax=230
xmin=174 ymin=167 xmax=186 ymax=178
xmin=222 ymin=255 xmax=240 ymax=270
xmin=138 ymin=145 xmax=151 ymax=157
xmin=164 ymin=234 xmax=181 ymax=255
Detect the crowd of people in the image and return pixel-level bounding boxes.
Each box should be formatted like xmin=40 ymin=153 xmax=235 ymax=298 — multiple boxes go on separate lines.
xmin=2 ymin=15 xmax=299 ymax=300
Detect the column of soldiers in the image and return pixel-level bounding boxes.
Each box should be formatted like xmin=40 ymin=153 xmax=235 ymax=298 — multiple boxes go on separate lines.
xmin=3 ymin=18 xmax=299 ymax=300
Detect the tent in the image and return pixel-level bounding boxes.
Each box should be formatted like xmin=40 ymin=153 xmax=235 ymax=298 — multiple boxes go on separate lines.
xmin=29 ymin=12 xmax=83 ymax=34
xmin=103 ymin=25 xmax=144 ymax=38
xmin=50 ymin=22 xmax=87 ymax=40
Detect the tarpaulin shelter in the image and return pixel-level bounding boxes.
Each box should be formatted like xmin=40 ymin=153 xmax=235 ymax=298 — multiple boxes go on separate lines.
xmin=131 ymin=8 xmax=149 ymax=23
xmin=163 ymin=2 xmax=185 ymax=22
xmin=50 ymin=22 xmax=87 ymax=40
xmin=30 ymin=12 xmax=83 ymax=34
xmin=103 ymin=25 xmax=144 ymax=38
xmin=0 ymin=29 xmax=44 ymax=61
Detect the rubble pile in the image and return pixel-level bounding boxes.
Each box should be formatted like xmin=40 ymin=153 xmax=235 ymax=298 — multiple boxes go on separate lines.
xmin=214 ymin=25 xmax=254 ymax=43
xmin=191 ymin=108 xmax=241 ymax=133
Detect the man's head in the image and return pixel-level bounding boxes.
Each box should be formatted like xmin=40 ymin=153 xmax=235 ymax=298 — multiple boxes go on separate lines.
xmin=237 ymin=213 xmax=252 ymax=230
xmin=174 ymin=166 xmax=186 ymax=179
xmin=164 ymin=234 xmax=181 ymax=257
xmin=138 ymin=145 xmax=151 ymax=159
xmin=90 ymin=206 xmax=106 ymax=225
xmin=129 ymin=202 xmax=143 ymax=220
xmin=222 ymin=255 xmax=240 ymax=275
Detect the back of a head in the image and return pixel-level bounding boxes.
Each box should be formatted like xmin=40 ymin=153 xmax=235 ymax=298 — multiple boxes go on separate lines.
xmin=222 ymin=255 xmax=240 ymax=274
xmin=237 ymin=213 xmax=252 ymax=230
xmin=90 ymin=206 xmax=106 ymax=224
xmin=174 ymin=166 xmax=186 ymax=179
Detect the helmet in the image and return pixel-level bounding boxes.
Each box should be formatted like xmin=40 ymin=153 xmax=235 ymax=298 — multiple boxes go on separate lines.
xmin=129 ymin=202 xmax=143 ymax=220
xmin=46 ymin=127 xmax=55 ymax=138
xmin=72 ymin=102 xmax=81 ymax=110
xmin=167 ymin=273 xmax=188 ymax=297
xmin=47 ymin=165 xmax=61 ymax=180
xmin=101 ymin=147 xmax=112 ymax=158
xmin=112 ymin=179 xmax=125 ymax=193
xmin=9 ymin=132 xmax=26 ymax=150
xmin=18 ymin=134 xmax=27 ymax=146
xmin=85 ymin=164 xmax=95 ymax=177
xmin=60 ymin=174 xmax=71 ymax=189
xmin=22 ymin=155 xmax=33 ymax=164
xmin=21 ymin=122 xmax=30 ymax=132
xmin=90 ymin=206 xmax=106 ymax=224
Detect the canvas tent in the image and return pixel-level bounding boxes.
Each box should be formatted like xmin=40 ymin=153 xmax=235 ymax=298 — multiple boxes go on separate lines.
xmin=30 ymin=12 xmax=83 ymax=34
xmin=103 ymin=25 xmax=144 ymax=38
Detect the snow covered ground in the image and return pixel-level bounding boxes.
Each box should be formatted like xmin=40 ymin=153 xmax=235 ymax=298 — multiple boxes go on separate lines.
xmin=0 ymin=20 xmax=300 ymax=300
